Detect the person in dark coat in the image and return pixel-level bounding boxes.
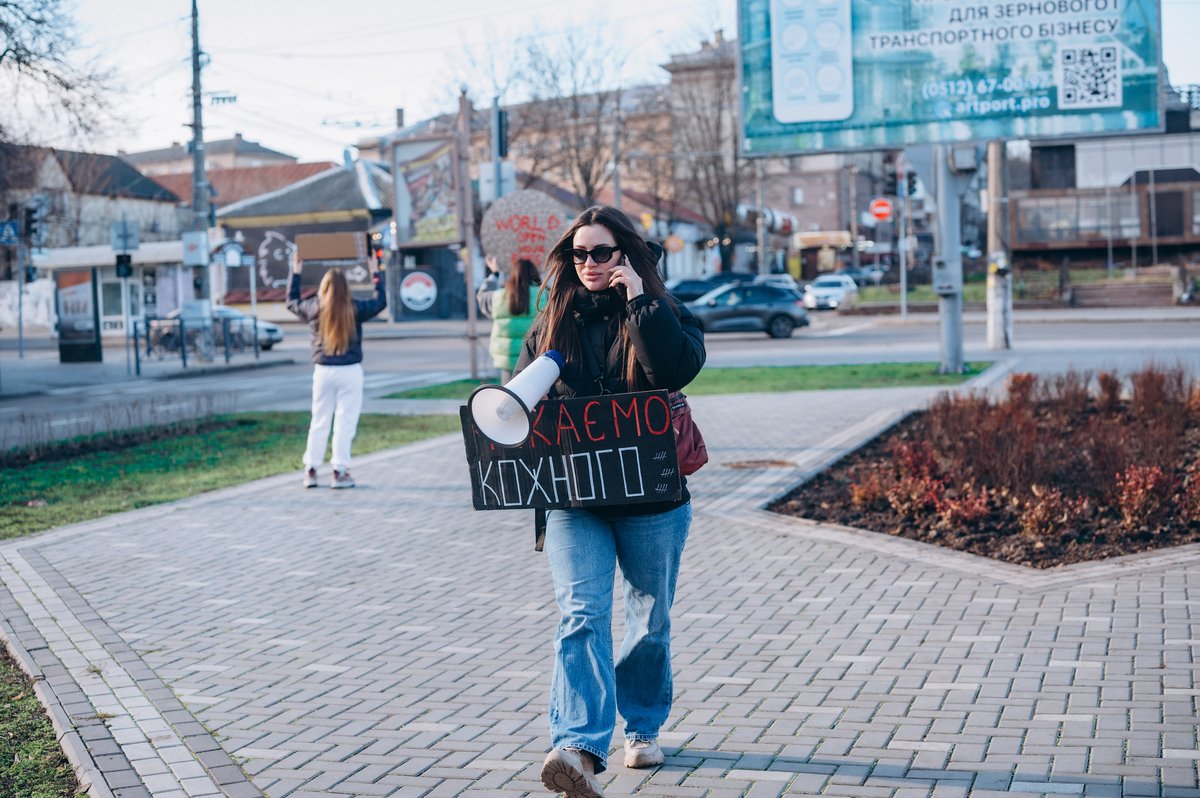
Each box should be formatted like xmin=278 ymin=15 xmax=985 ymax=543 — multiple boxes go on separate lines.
xmin=517 ymin=206 xmax=705 ymax=797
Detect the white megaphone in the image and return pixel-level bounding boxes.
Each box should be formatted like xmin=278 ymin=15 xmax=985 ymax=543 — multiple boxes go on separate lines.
xmin=469 ymin=350 xmax=565 ymax=446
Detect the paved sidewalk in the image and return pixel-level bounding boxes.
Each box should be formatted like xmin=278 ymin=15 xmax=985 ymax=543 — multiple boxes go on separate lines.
xmin=1 ymin=365 xmax=1197 ymax=797
xmin=0 ymin=318 xmax=487 ymax=398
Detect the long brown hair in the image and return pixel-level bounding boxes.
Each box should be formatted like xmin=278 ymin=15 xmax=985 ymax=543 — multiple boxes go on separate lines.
xmin=535 ymin=205 xmax=675 ymax=390
xmin=317 ymin=268 xmax=356 ymax=356
xmin=505 ymin=258 xmax=541 ymax=316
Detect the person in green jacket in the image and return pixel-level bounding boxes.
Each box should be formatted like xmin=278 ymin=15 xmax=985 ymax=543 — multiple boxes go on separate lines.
xmin=476 ymin=255 xmax=543 ymax=383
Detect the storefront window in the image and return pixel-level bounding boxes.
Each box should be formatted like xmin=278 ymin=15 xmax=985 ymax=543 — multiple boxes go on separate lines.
xmin=101 ymin=281 xmax=123 ymax=316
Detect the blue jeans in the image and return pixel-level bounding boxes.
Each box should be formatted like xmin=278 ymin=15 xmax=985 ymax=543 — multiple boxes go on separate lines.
xmin=543 ymin=503 xmax=691 ymax=772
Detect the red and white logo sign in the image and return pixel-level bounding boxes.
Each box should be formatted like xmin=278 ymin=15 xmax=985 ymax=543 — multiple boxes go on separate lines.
xmin=400 ymin=271 xmax=437 ymax=312
xmin=869 ymin=198 xmax=894 ymax=221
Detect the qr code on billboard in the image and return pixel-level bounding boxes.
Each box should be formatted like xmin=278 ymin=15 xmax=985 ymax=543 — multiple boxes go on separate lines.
xmin=1058 ymin=46 xmax=1121 ymax=109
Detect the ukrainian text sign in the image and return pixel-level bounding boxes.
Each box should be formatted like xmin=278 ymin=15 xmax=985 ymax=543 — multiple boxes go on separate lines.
xmin=739 ymin=0 xmax=1162 ymax=155
xmin=461 ymin=390 xmax=683 ymax=511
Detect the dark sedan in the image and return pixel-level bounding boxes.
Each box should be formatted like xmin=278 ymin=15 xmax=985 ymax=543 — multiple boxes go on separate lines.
xmin=666 ymin=272 xmax=751 ymax=303
xmin=686 ymin=283 xmax=810 ymax=338
xmin=664 ymin=278 xmax=716 ymax=303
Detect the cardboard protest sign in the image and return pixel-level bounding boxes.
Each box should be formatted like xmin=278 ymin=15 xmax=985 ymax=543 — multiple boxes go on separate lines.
xmin=479 ymin=189 xmax=570 ymax=272
xmin=461 ymin=390 xmax=682 ymax=511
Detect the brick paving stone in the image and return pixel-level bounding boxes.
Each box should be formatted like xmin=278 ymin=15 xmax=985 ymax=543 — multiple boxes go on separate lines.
xmin=1 ymin=384 xmax=1197 ymax=796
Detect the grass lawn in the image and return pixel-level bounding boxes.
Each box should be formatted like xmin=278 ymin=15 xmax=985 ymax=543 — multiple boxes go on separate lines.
xmin=386 ymin=362 xmax=987 ymax=401
xmin=0 ymin=650 xmax=80 ymax=797
xmin=859 ymin=283 xmax=988 ymax=304
xmin=1 ymin=412 xmax=460 ymax=540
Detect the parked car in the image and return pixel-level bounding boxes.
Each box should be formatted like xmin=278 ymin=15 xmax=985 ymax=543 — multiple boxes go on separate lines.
xmin=686 ymin=283 xmax=810 ymax=338
xmin=161 ymin=306 xmax=284 ymax=350
xmin=803 ymin=274 xmax=859 ymax=310
xmin=665 ymin=277 xmax=717 ymax=303
xmin=666 ymin=272 xmax=753 ymax=302
xmin=836 ymin=265 xmax=885 ymax=287
xmin=751 ymin=273 xmax=801 ymax=291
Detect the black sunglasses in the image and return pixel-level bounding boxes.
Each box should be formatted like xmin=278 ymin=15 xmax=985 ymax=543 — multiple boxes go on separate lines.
xmin=571 ymin=245 xmax=620 ymax=265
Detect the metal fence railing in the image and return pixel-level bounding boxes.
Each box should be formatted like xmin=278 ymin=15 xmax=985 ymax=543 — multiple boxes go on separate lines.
xmin=132 ymin=316 xmax=261 ymax=375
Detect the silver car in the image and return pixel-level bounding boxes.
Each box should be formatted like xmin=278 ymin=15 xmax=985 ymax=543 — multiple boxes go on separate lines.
xmin=803 ymin=274 xmax=859 ymax=310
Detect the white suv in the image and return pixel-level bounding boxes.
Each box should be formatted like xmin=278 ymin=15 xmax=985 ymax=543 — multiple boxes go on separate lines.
xmin=803 ymin=274 xmax=859 ymax=310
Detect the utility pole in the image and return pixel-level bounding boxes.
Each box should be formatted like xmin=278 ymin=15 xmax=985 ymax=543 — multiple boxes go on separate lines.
xmin=985 ymin=140 xmax=1012 ymax=350
xmin=459 ymin=89 xmax=480 ymax=380
xmin=190 ymin=0 xmax=210 ymax=298
xmin=612 ymin=92 xmax=622 ymax=212
xmin=848 ymin=163 xmax=860 ymax=270
xmin=756 ymin=160 xmax=767 ymax=275
xmin=491 ymin=96 xmax=502 ymax=207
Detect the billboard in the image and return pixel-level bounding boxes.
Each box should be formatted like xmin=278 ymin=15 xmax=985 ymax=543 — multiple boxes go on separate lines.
xmin=739 ymin=0 xmax=1163 ymax=156
xmin=391 ymin=136 xmax=461 ymax=247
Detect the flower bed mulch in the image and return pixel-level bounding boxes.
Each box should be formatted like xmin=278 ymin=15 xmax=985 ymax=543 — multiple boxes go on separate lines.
xmin=767 ymin=368 xmax=1200 ymax=569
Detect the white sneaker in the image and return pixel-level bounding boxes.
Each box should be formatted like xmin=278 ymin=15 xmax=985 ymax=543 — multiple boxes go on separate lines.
xmin=331 ymin=469 xmax=355 ymax=489
xmin=623 ymin=738 xmax=664 ymax=768
xmin=540 ymin=747 xmax=605 ymax=797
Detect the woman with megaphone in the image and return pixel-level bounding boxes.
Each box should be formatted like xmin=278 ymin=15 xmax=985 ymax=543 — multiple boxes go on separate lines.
xmin=516 ymin=205 xmax=705 ymax=797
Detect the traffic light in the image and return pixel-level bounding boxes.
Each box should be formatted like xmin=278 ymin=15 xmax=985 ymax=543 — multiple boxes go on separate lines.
xmin=23 ymin=206 xmax=38 ymax=243
xmin=497 ymin=109 xmax=509 ymax=158
xmin=906 ymin=171 xmax=918 ymax=196
xmin=884 ymin=172 xmax=897 ymax=196
xmin=115 ymin=253 xmax=133 ymax=278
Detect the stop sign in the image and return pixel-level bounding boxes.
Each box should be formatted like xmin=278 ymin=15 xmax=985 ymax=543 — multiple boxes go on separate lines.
xmin=869 ymin=198 xmax=894 ymax=221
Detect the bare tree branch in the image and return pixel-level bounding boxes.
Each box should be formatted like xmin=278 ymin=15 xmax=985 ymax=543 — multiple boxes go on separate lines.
xmin=0 ymin=0 xmax=112 ymax=142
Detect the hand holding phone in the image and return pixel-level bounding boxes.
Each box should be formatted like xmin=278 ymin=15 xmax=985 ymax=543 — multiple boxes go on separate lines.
xmin=607 ymin=257 xmax=643 ymax=300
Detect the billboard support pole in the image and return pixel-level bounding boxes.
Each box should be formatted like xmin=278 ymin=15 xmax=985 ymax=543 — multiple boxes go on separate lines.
xmin=897 ymin=151 xmax=909 ymax=321
xmin=933 ymin=144 xmax=970 ymax=374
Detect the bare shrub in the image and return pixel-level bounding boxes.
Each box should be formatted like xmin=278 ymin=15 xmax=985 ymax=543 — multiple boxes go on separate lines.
xmin=1018 ymin=485 xmax=1090 ymax=540
xmin=773 ymin=363 xmax=1199 ymax=568
xmin=887 ymin=438 xmax=941 ymax=480
xmin=1006 ymin=372 xmax=1037 ymax=408
xmin=937 ymin=483 xmax=994 ymax=528
xmin=1097 ymin=371 xmax=1122 ymax=413
xmin=1182 ymin=464 xmax=1200 ymax=523
xmin=1044 ymin=369 xmax=1092 ymax=417
xmin=1129 ymin=363 xmax=1191 ymax=418
xmin=848 ymin=465 xmax=891 ymax=510
xmin=886 ymin=473 xmax=945 ymax=518
xmin=1114 ymin=464 xmax=1175 ymax=532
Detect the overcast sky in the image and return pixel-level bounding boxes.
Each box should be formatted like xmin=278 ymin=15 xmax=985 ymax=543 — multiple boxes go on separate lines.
xmin=53 ymin=0 xmax=1200 ymax=164
xmin=64 ymin=0 xmax=733 ymax=163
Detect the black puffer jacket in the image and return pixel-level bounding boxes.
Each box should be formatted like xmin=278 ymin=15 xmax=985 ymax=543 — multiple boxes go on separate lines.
xmin=516 ymin=287 xmax=706 ymax=516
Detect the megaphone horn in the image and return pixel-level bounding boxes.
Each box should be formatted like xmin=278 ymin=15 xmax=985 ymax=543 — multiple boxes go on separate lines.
xmin=469 ymin=350 xmax=564 ymax=446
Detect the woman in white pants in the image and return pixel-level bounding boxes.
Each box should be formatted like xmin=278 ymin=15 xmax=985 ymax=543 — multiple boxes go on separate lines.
xmin=286 ymin=257 xmax=386 ymax=488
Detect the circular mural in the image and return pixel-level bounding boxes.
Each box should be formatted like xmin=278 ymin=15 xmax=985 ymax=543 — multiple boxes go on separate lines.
xmin=480 ymin=189 xmax=571 ymax=271
xmin=400 ymin=271 xmax=438 ymax=312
